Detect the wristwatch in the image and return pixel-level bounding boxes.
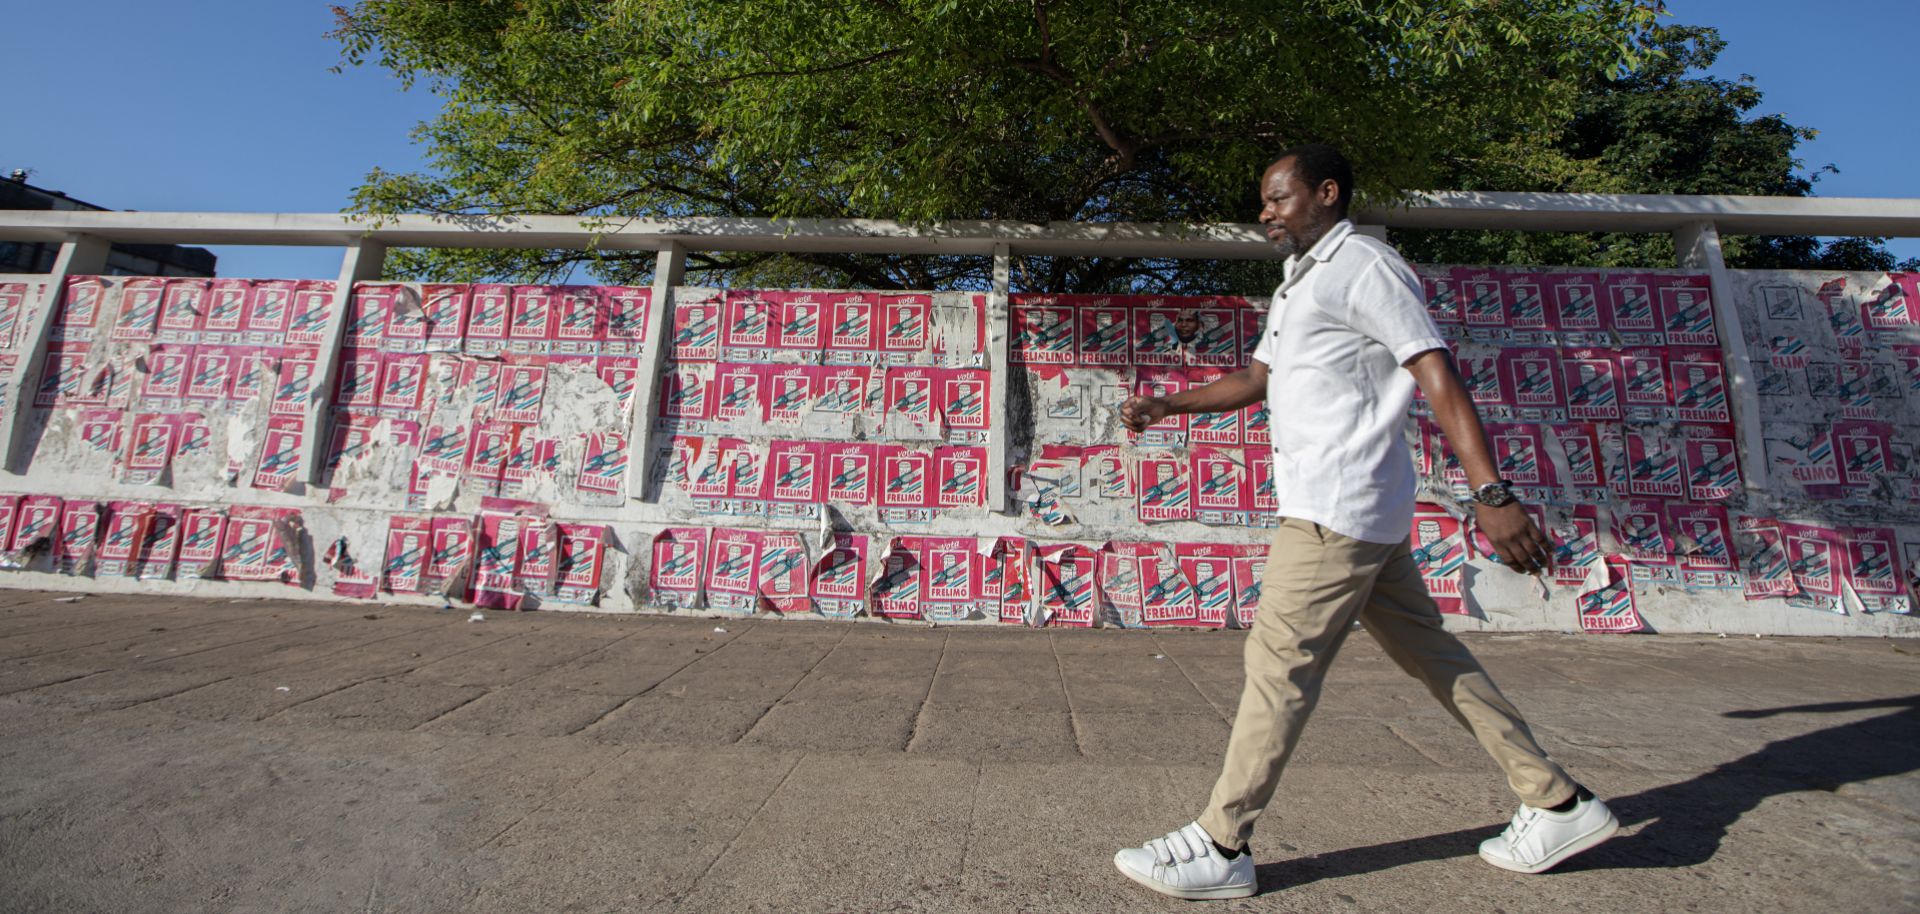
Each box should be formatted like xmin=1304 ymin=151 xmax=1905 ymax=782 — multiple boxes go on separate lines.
xmin=1471 ymin=480 xmax=1517 ymax=507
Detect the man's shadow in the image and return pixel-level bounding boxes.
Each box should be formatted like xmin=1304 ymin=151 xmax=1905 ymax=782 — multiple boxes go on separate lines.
xmin=1259 ymin=694 xmax=1920 ymax=888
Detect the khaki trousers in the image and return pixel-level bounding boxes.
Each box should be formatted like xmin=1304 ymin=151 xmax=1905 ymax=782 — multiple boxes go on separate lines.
xmin=1197 ymin=518 xmax=1577 ymax=850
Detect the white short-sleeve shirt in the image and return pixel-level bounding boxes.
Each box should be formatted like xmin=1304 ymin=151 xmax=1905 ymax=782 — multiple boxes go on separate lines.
xmin=1252 ymin=220 xmax=1447 ymax=544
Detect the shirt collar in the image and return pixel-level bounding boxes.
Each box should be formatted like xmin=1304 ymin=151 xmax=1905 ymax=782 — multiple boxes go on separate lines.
xmin=1283 ymin=219 xmax=1356 ymax=279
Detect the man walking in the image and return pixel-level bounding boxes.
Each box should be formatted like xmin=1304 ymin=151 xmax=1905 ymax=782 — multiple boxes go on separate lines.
xmin=1112 ymin=144 xmax=1617 ymax=900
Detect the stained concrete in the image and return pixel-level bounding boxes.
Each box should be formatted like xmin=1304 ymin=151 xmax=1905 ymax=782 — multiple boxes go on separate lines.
xmin=1 ymin=592 xmax=1917 ymax=913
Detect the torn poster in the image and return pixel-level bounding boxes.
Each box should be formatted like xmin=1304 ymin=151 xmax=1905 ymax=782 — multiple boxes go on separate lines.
xmin=1841 ymin=526 xmax=1908 ymax=614
xmin=96 ymin=502 xmax=153 ymax=577
xmin=1035 ymin=543 xmax=1097 ymax=627
xmin=220 ymin=507 xmax=302 ymax=585
xmin=1410 ymin=504 xmax=1467 ymax=615
xmin=870 ymin=537 xmax=924 ymax=620
xmin=55 ymin=500 xmax=102 ymax=576
xmin=326 ymin=533 xmax=380 ymax=600
xmin=981 ymin=536 xmax=1032 ymax=625
xmin=809 ymin=533 xmax=868 ymax=619
xmin=1577 ymin=557 xmax=1647 ymax=633
xmin=1136 ymin=452 xmax=1193 ymax=524
xmin=1548 ymin=506 xmax=1601 ymax=588
xmin=134 ymin=504 xmax=181 ymax=581
xmin=1667 ymin=503 xmax=1737 ymax=589
xmin=1782 ymin=522 xmax=1845 ymax=614
xmin=1177 ymin=544 xmax=1236 ymax=629
xmin=1228 ymin=544 xmax=1267 ymax=629
xmin=753 ymin=530 xmax=809 ymax=614
xmin=383 ymin=516 xmax=432 ymax=595
xmin=1736 ymin=516 xmax=1795 ymax=600
xmin=175 ymin=506 xmax=226 ymax=579
xmin=472 ymin=510 xmax=528 ymax=609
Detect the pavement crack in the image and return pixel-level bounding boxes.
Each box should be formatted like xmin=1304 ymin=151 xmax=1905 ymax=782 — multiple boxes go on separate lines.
xmin=1383 ymin=722 xmax=1450 ymax=767
xmin=735 ymin=624 xmax=856 ymax=745
xmin=1151 ymin=632 xmax=1230 ymax=723
xmin=257 ymin=630 xmax=523 ymax=722
xmin=901 ymin=630 xmax=951 ymax=753
xmin=956 ymin=760 xmax=985 ymax=876
xmin=476 ymin=745 xmax=635 ymax=850
xmin=1049 ymin=632 xmax=1086 ymax=757
xmin=676 ymin=752 xmax=807 ymax=907
xmin=567 ymin=625 xmax=755 ymax=737
xmin=0 ymin=668 xmax=103 ymax=697
xmin=409 ymin=688 xmax=494 ymax=731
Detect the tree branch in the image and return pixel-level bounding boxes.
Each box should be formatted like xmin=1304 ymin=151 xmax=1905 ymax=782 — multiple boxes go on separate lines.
xmin=712 ymin=48 xmax=907 ymax=85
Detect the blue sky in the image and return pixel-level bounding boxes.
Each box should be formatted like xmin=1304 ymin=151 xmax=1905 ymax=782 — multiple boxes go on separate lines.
xmin=2 ymin=1 xmax=1914 ymax=278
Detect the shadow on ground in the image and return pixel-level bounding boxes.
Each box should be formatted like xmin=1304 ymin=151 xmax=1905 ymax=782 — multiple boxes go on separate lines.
xmin=1259 ymin=694 xmax=1920 ymax=891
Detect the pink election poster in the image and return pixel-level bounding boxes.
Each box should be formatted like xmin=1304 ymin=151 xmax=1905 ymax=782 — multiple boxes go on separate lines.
xmin=1668 ymin=503 xmax=1736 ymax=578
xmin=722 ymin=290 xmax=775 ymax=358
xmin=1657 ymin=275 xmax=1717 ymax=347
xmin=671 ymin=295 xmax=721 ymax=361
xmin=1035 ymin=543 xmax=1097 ymax=627
xmin=704 ymin=529 xmax=760 ymax=613
xmin=825 ymin=294 xmax=877 ymax=360
xmin=1578 ymin=557 xmax=1647 ymax=633
xmin=553 ymin=523 xmax=608 ymax=605
xmin=1782 ymin=522 xmax=1845 ymax=614
xmin=1078 ymin=300 xmax=1132 ymax=367
xmin=1843 ymin=527 xmax=1907 ymax=613
xmin=871 ymin=538 xmax=925 ymax=620
xmin=1610 ymin=499 xmax=1671 ymax=565
xmin=383 ymin=516 xmax=432 ymax=595
xmin=1177 ymin=544 xmax=1235 ymax=629
xmin=1549 ymin=506 xmax=1601 ymax=588
xmin=809 ymin=533 xmax=868 ymax=619
xmin=767 ymin=440 xmax=823 ymax=506
xmin=1503 ymin=272 xmax=1551 ymax=336
xmin=54 ymin=500 xmax=102 ymax=576
xmin=879 ymin=294 xmax=931 ymax=360
xmin=773 ymin=292 xmax=824 ymax=352
xmin=756 ymin=530 xmax=810 ymax=614
xmin=1410 ymin=505 xmax=1466 ymax=615
xmin=922 ymin=536 xmax=976 ymax=622
xmin=649 ymin=527 xmax=706 ymax=609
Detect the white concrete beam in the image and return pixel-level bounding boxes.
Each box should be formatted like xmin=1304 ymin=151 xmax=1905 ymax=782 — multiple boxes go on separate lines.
xmin=0 ymin=193 xmax=1911 ymax=262
xmin=300 ymin=241 xmax=388 ymax=490
xmin=986 ymin=243 xmax=1013 ymax=515
xmin=1 ymin=236 xmax=109 ymax=475
xmin=1674 ymin=221 xmax=1769 ymax=495
xmin=629 ymin=243 xmax=686 ymax=501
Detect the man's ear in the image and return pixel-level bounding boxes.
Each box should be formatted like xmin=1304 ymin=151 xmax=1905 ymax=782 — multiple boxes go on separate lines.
xmin=1317 ymin=179 xmax=1341 ymax=208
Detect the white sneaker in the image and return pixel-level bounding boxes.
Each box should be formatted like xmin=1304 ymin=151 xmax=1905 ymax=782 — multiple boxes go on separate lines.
xmin=1113 ymin=822 xmax=1256 ymax=900
xmin=1478 ymin=793 xmax=1619 ymax=874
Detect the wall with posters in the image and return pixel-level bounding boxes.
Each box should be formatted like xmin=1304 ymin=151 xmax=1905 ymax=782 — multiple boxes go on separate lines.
xmin=0 ymin=268 xmax=1914 ymax=637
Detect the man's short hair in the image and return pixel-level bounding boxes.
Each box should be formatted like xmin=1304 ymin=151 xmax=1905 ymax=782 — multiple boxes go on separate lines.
xmin=1272 ymin=143 xmax=1354 ymax=214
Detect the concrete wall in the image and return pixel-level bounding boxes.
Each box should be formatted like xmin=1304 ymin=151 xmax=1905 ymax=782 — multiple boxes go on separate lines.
xmin=0 ymin=266 xmax=1914 ymax=638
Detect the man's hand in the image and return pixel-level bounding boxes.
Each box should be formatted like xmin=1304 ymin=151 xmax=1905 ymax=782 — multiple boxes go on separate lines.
xmin=1120 ymin=395 xmax=1171 ymax=433
xmin=1475 ymin=502 xmax=1552 ymax=575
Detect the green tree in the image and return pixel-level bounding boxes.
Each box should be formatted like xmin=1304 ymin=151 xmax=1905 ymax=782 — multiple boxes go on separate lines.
xmin=332 ymin=0 xmax=1663 ymax=291
xmin=1393 ymin=24 xmax=1919 ymax=272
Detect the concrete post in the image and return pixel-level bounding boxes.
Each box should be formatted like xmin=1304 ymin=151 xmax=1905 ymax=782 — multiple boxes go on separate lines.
xmin=1 ymin=235 xmax=110 ymax=475
xmin=628 ymin=243 xmax=686 ymax=500
xmin=300 ymin=240 xmax=388 ymax=490
xmin=1674 ymin=220 xmax=1769 ymax=494
xmin=986 ymin=243 xmax=1013 ymax=514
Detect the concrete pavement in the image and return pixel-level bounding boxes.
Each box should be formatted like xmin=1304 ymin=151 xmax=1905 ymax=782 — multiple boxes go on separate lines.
xmin=0 ymin=590 xmax=1915 ymax=913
